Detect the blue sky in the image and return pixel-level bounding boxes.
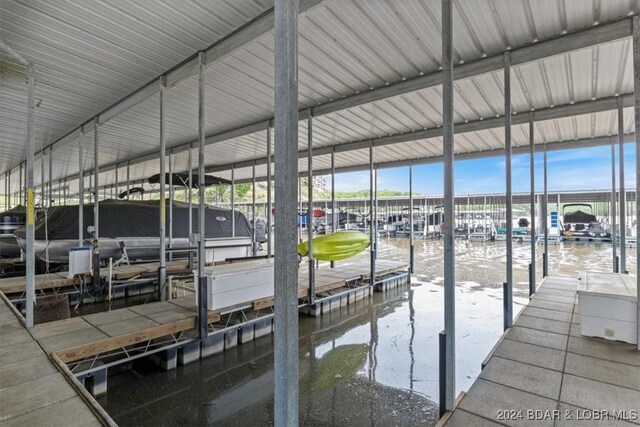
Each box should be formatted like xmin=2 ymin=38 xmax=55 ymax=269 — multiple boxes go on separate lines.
xmin=330 ymin=143 xmax=636 ymax=195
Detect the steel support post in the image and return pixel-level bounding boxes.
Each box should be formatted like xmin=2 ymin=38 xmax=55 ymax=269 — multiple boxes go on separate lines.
xmin=19 ymin=162 xmax=23 ymax=206
xmin=307 ymin=109 xmax=315 ymax=303
xmin=618 ymin=97 xmax=627 ymax=273
xmin=543 ymin=144 xmax=549 ymax=277
xmin=330 ymin=147 xmax=336 ymax=268
xmin=611 ymin=134 xmax=618 ymax=273
xmin=252 ymin=163 xmax=256 ymax=256
xmin=48 ymin=148 xmax=53 ymax=206
xmin=126 ymin=162 xmax=130 ymax=198
xmin=159 ymin=78 xmax=167 ymax=301
xmin=25 ymin=62 xmax=36 ymax=328
xmin=267 ymin=126 xmax=273 ymax=259
xmin=231 ymin=168 xmax=235 ymax=237
xmin=369 ymin=143 xmax=376 ymax=286
xmin=187 ymin=143 xmax=193 ymax=269
xmin=78 ymin=131 xmax=84 ymax=246
xmin=409 ymin=164 xmax=414 ymax=274
xmin=93 ymin=118 xmax=100 ymax=286
xmin=273 ymin=0 xmax=299 ymax=423
xmin=632 ymin=15 xmax=640 ymax=348
xmin=197 ymin=51 xmax=208 ymax=341
xmin=168 ymin=151 xmax=174 ymax=262
xmin=504 ymin=52 xmax=513 ymax=329
xmin=529 ymin=114 xmax=536 ymax=296
xmin=441 ymin=0 xmax=456 ymax=412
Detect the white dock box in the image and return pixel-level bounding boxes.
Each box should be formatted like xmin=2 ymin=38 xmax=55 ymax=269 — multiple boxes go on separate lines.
xmin=68 ymin=246 xmax=91 ymax=277
xmin=200 ymin=259 xmax=274 ymax=312
xmin=578 ymin=272 xmax=637 ymax=344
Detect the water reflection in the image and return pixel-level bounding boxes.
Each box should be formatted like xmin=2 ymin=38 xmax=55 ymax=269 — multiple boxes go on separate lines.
xmin=98 ymin=238 xmax=633 ymax=426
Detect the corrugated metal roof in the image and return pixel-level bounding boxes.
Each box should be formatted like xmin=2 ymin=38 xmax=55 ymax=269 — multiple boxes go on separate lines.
xmin=1 ymin=0 xmax=639 ymax=199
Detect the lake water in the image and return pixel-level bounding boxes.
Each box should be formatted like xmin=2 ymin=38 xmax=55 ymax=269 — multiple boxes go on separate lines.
xmin=97 ymin=237 xmax=635 ymax=426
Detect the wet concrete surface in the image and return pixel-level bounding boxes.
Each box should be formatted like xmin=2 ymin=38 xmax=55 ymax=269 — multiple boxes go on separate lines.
xmin=97 ymin=237 xmax=634 ymax=426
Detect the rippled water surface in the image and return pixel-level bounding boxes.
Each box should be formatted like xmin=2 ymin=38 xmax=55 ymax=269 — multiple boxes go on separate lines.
xmin=98 ymin=237 xmax=634 ymax=426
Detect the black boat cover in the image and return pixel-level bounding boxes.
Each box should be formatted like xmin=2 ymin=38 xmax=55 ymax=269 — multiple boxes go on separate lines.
xmin=147 ymin=173 xmax=231 ymax=188
xmin=15 ymin=199 xmax=253 ymax=241
xmin=563 ymin=210 xmax=597 ymax=224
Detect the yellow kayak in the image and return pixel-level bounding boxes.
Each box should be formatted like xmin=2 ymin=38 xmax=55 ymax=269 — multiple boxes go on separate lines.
xmin=298 ymin=231 xmax=370 ymax=261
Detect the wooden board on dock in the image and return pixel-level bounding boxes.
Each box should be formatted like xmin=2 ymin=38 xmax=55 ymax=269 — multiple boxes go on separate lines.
xmin=443 ymin=275 xmax=640 ymax=426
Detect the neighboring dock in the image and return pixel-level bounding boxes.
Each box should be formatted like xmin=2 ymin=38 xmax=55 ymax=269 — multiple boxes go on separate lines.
xmin=443 ymin=276 xmax=640 ymax=426
xmin=0 ymin=292 xmax=113 ymax=426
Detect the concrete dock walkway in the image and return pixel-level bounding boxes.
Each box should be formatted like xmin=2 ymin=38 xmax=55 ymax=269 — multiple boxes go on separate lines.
xmin=445 ymin=275 xmax=640 ymax=426
xmin=0 ymin=293 xmax=112 ymax=426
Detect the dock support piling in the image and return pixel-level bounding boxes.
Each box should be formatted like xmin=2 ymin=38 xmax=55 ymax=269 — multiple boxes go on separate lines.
xmin=168 ymin=150 xmax=174 ymax=262
xmin=330 ymin=147 xmax=336 ymax=268
xmin=231 ymin=167 xmax=235 ymax=237
xmin=25 ymin=62 xmax=36 ymax=328
xmin=618 ymin=97 xmax=627 ymax=272
xmin=197 ymin=50 xmax=207 ymax=341
xmin=442 ymin=0 xmax=456 ymax=412
xmin=307 ymin=108 xmax=315 ymax=303
xmin=267 ymin=126 xmax=272 ymax=259
xmin=159 ymin=77 xmax=167 ymax=301
xmin=438 ymin=330 xmax=447 ymax=417
xmin=93 ymin=117 xmax=100 ymax=286
xmin=611 ymin=133 xmax=618 ymax=273
xmin=369 ymin=142 xmax=376 ymax=286
xmin=78 ymin=130 xmax=84 ymax=246
xmin=273 ymin=0 xmax=300 ymax=423
xmin=188 ymin=142 xmax=193 ymax=269
xmin=504 ymin=52 xmax=513 ymax=328
xmin=529 ymin=113 xmax=536 ymax=296
xmin=543 ymin=143 xmax=549 ymax=277
xmin=252 ymin=163 xmax=257 ymax=256
xmin=409 ymin=163 xmax=414 ymax=274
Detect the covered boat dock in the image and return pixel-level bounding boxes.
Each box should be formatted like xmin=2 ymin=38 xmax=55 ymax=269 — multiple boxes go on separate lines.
xmin=1 ymin=0 xmax=640 ymax=425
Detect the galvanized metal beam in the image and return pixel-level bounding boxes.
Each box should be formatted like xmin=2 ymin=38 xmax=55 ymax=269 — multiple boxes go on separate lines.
xmin=330 ymin=147 xmax=336 ymax=268
xmin=633 ymin=15 xmax=640 ymax=349
xmin=25 ymin=62 xmax=35 ymax=328
xmin=504 ymin=52 xmax=513 ymax=331
xmin=611 ymin=134 xmax=618 ymax=273
xmin=307 ymin=109 xmax=315 ymax=303
xmin=30 ymin=17 xmax=636 ymax=187
xmin=197 ymin=51 xmax=207 ymax=341
xmin=529 ymin=113 xmax=536 ymax=296
xmin=543 ymin=143 xmax=549 ymax=277
xmin=409 ymin=163 xmax=414 ymax=274
xmin=206 ymin=94 xmax=634 ymax=175
xmin=267 ymin=126 xmax=273 ymax=259
xmin=618 ymin=97 xmax=627 ymax=272
xmin=159 ymin=78 xmax=167 ymax=301
xmin=78 ymin=131 xmax=84 ymax=246
xmin=441 ymin=0 xmax=456 ymax=413
xmin=273 ymin=0 xmax=299 ymax=424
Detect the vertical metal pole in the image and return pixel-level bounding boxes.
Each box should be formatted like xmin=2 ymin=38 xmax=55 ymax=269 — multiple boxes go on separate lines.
xmin=126 ymin=161 xmax=130 ymax=199
xmin=307 ymin=108 xmax=315 ymax=302
xmin=25 ymin=62 xmax=36 ymax=328
xmin=632 ymin=15 xmax=640 ymax=348
xmin=93 ymin=117 xmax=100 ymax=283
xmin=252 ymin=163 xmax=256 ymax=256
xmin=168 ymin=150 xmax=174 ymax=262
xmin=231 ymin=167 xmax=235 ymax=237
xmin=159 ymin=77 xmax=167 ymax=301
xmin=504 ymin=52 xmax=513 ymax=329
xmin=48 ymin=148 xmax=53 ymax=205
xmin=611 ymin=135 xmax=618 ymax=273
xmin=330 ymin=147 xmax=336 ymax=268
xmin=78 ymin=131 xmax=84 ymax=246
xmin=267 ymin=126 xmax=273 ymax=259
xmin=409 ymin=163 xmax=414 ymax=274
xmin=543 ymin=144 xmax=548 ymax=277
xmin=274 ymin=0 xmax=299 ymax=423
xmin=197 ymin=51 xmax=207 ymax=340
xmin=374 ymin=168 xmax=378 ymax=259
xmin=618 ymin=97 xmax=627 ymax=273
xmin=441 ymin=0 xmax=456 ymax=412
xmin=19 ymin=162 xmax=23 ymax=206
xmin=40 ymin=148 xmax=45 ymax=207
xmin=114 ymin=165 xmax=119 ymax=199
xmin=529 ymin=114 xmax=536 ymax=295
xmin=369 ymin=142 xmax=376 ymax=286
xmin=188 ymin=142 xmax=193 ymax=268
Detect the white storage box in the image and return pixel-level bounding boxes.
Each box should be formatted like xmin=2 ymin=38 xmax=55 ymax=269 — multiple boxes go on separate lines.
xmin=198 ymin=259 xmax=274 ymax=312
xmin=68 ymin=246 xmax=91 ymax=277
xmin=578 ymin=272 xmax=637 ymax=344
